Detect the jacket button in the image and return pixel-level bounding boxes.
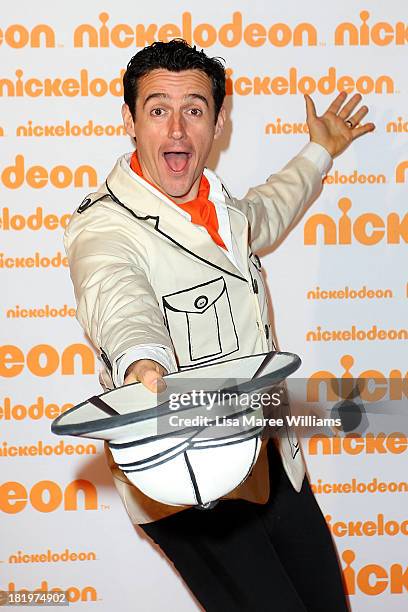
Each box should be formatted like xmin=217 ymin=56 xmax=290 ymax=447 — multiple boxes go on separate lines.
xmin=252 ymin=278 xmax=258 ymax=294
xmin=265 ymin=324 xmax=269 ymax=339
xmin=194 ymin=295 xmax=208 ymax=309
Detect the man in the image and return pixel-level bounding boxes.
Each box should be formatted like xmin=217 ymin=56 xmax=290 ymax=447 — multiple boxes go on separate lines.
xmin=64 ymin=40 xmax=374 ymax=610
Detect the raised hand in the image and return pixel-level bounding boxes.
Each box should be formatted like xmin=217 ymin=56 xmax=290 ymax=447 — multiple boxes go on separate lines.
xmin=304 ymin=91 xmax=375 ymax=159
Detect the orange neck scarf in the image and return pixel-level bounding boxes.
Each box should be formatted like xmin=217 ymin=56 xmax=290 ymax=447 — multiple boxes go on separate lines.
xmin=130 ymin=151 xmax=227 ymax=250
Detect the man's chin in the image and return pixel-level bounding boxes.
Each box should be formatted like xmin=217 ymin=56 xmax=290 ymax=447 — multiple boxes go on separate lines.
xmin=159 ymin=176 xmax=196 ymax=203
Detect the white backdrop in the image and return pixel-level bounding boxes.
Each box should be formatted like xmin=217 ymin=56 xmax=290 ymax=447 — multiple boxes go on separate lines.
xmin=1 ymin=1 xmax=407 ymax=609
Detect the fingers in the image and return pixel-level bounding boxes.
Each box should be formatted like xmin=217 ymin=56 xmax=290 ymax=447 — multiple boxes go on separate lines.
xmin=124 ymin=359 xmax=167 ymax=393
xmin=304 ymin=94 xmax=317 ymax=120
xmin=325 ymin=91 xmax=348 ymax=115
xmin=347 ymin=105 xmax=369 ymax=128
xmin=139 ymin=368 xmax=167 ymax=393
xmin=311 ymin=91 xmax=373 ymax=125
xmin=123 ymin=371 xmax=139 ymax=384
xmin=349 ymin=106 xmax=375 ymax=129
xmin=326 ymin=91 xmax=375 ymax=133
xmin=351 ymin=122 xmax=376 ymax=140
xmin=338 ymin=93 xmax=363 ymax=120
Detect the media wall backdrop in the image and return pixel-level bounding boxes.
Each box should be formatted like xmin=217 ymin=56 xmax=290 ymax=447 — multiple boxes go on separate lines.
xmin=1 ymin=1 xmax=407 ymax=609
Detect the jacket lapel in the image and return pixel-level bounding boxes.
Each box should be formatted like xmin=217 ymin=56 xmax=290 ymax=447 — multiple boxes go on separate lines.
xmin=105 ymin=155 xmax=248 ymax=282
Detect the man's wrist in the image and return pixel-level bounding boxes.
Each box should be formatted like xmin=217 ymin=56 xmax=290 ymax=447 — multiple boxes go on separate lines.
xmin=297 ymin=141 xmax=333 ymax=177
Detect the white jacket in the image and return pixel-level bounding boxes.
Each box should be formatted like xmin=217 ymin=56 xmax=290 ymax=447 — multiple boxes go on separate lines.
xmin=64 ymin=145 xmax=329 ymax=523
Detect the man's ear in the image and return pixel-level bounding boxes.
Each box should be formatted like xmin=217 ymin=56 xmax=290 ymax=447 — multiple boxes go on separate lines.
xmin=122 ymin=103 xmax=136 ymax=138
xmin=214 ymin=106 xmax=226 ymax=140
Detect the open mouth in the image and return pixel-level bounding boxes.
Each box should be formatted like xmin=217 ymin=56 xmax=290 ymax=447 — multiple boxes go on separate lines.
xmin=163 ymin=152 xmax=191 ymax=173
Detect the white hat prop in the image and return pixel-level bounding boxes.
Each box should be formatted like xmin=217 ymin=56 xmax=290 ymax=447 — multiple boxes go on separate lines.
xmin=52 ymin=351 xmax=300 ymax=507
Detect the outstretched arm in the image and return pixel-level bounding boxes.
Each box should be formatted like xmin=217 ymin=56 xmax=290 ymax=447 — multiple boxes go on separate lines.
xmin=64 ymin=201 xmax=177 ymax=391
xmin=234 ymin=92 xmax=375 ymax=253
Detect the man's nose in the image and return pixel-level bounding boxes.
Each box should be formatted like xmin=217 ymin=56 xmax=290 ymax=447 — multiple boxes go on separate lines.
xmin=168 ymin=112 xmax=186 ymax=140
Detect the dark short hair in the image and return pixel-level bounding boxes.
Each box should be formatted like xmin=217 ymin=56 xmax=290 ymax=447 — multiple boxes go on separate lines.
xmin=123 ymin=39 xmax=226 ymax=122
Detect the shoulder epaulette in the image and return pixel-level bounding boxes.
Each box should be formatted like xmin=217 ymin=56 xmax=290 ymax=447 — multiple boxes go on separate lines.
xmin=76 ymin=193 xmax=111 ymax=214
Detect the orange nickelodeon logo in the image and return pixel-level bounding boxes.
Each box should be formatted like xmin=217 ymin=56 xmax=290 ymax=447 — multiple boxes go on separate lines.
xmin=0 ymin=69 xmax=125 ymax=98
xmin=0 ymin=480 xmax=98 ymax=514
xmin=0 ymin=251 xmax=68 ymax=269
xmin=311 ymin=477 xmax=407 ymax=495
xmin=1 ymin=155 xmax=97 ymax=189
xmin=73 ymin=12 xmax=317 ymax=49
xmin=305 ymin=323 xmax=408 ymax=342
xmin=0 ymin=343 xmax=95 ymax=377
xmin=6 ymin=305 xmax=76 ymax=318
xmin=16 ymin=119 xmax=126 ymax=138
xmin=323 ymin=170 xmax=386 ymax=185
xmin=0 ymin=24 xmax=55 ymax=48
xmin=307 ymin=354 xmax=408 ymax=403
xmin=0 ymin=397 xmax=72 ymax=421
xmin=0 ymin=581 xmax=97 ymax=603
xmin=306 ymin=285 xmax=393 ymax=301
xmin=326 ymin=514 xmax=408 ymax=538
xmin=8 ymin=548 xmax=97 ymax=564
xmin=265 ymin=118 xmax=309 ymax=135
xmin=304 ymin=197 xmax=408 ymax=245
xmin=225 ymin=67 xmax=393 ymax=97
xmin=0 ymin=207 xmax=71 ymax=231
xmin=342 ymin=549 xmax=408 ymax=595
xmin=387 ymin=117 xmax=408 ymax=133
xmin=0 ymin=440 xmax=98 ymax=458
xmin=335 ymin=11 xmax=408 ymax=46
xmin=309 ymin=432 xmax=407 ymax=455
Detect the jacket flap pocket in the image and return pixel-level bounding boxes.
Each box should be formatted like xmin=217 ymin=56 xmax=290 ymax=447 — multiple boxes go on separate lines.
xmin=163 ymin=277 xmax=226 ymax=314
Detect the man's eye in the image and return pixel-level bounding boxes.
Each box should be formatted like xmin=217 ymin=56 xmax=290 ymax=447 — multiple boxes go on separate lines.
xmin=188 ymin=108 xmax=202 ymax=116
xmin=151 ymin=108 xmax=164 ymax=116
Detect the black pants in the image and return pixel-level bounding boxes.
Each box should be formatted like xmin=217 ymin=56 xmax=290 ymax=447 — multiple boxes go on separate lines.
xmin=141 ymin=440 xmax=349 ymax=611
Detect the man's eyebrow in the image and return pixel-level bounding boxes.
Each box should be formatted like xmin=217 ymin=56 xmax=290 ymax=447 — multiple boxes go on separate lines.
xmin=142 ymin=93 xmax=209 ymax=108
xmin=143 ymin=93 xmax=168 ymax=108
xmin=184 ymin=94 xmax=209 ymax=107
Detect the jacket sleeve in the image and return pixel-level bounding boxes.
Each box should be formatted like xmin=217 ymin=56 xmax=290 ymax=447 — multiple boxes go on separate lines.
xmin=64 ymin=200 xmax=177 ymax=384
xmin=233 ymin=145 xmax=331 ymax=253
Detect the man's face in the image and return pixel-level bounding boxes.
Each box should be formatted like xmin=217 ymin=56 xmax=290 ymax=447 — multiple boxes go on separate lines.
xmin=122 ymin=69 xmax=225 ymax=204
